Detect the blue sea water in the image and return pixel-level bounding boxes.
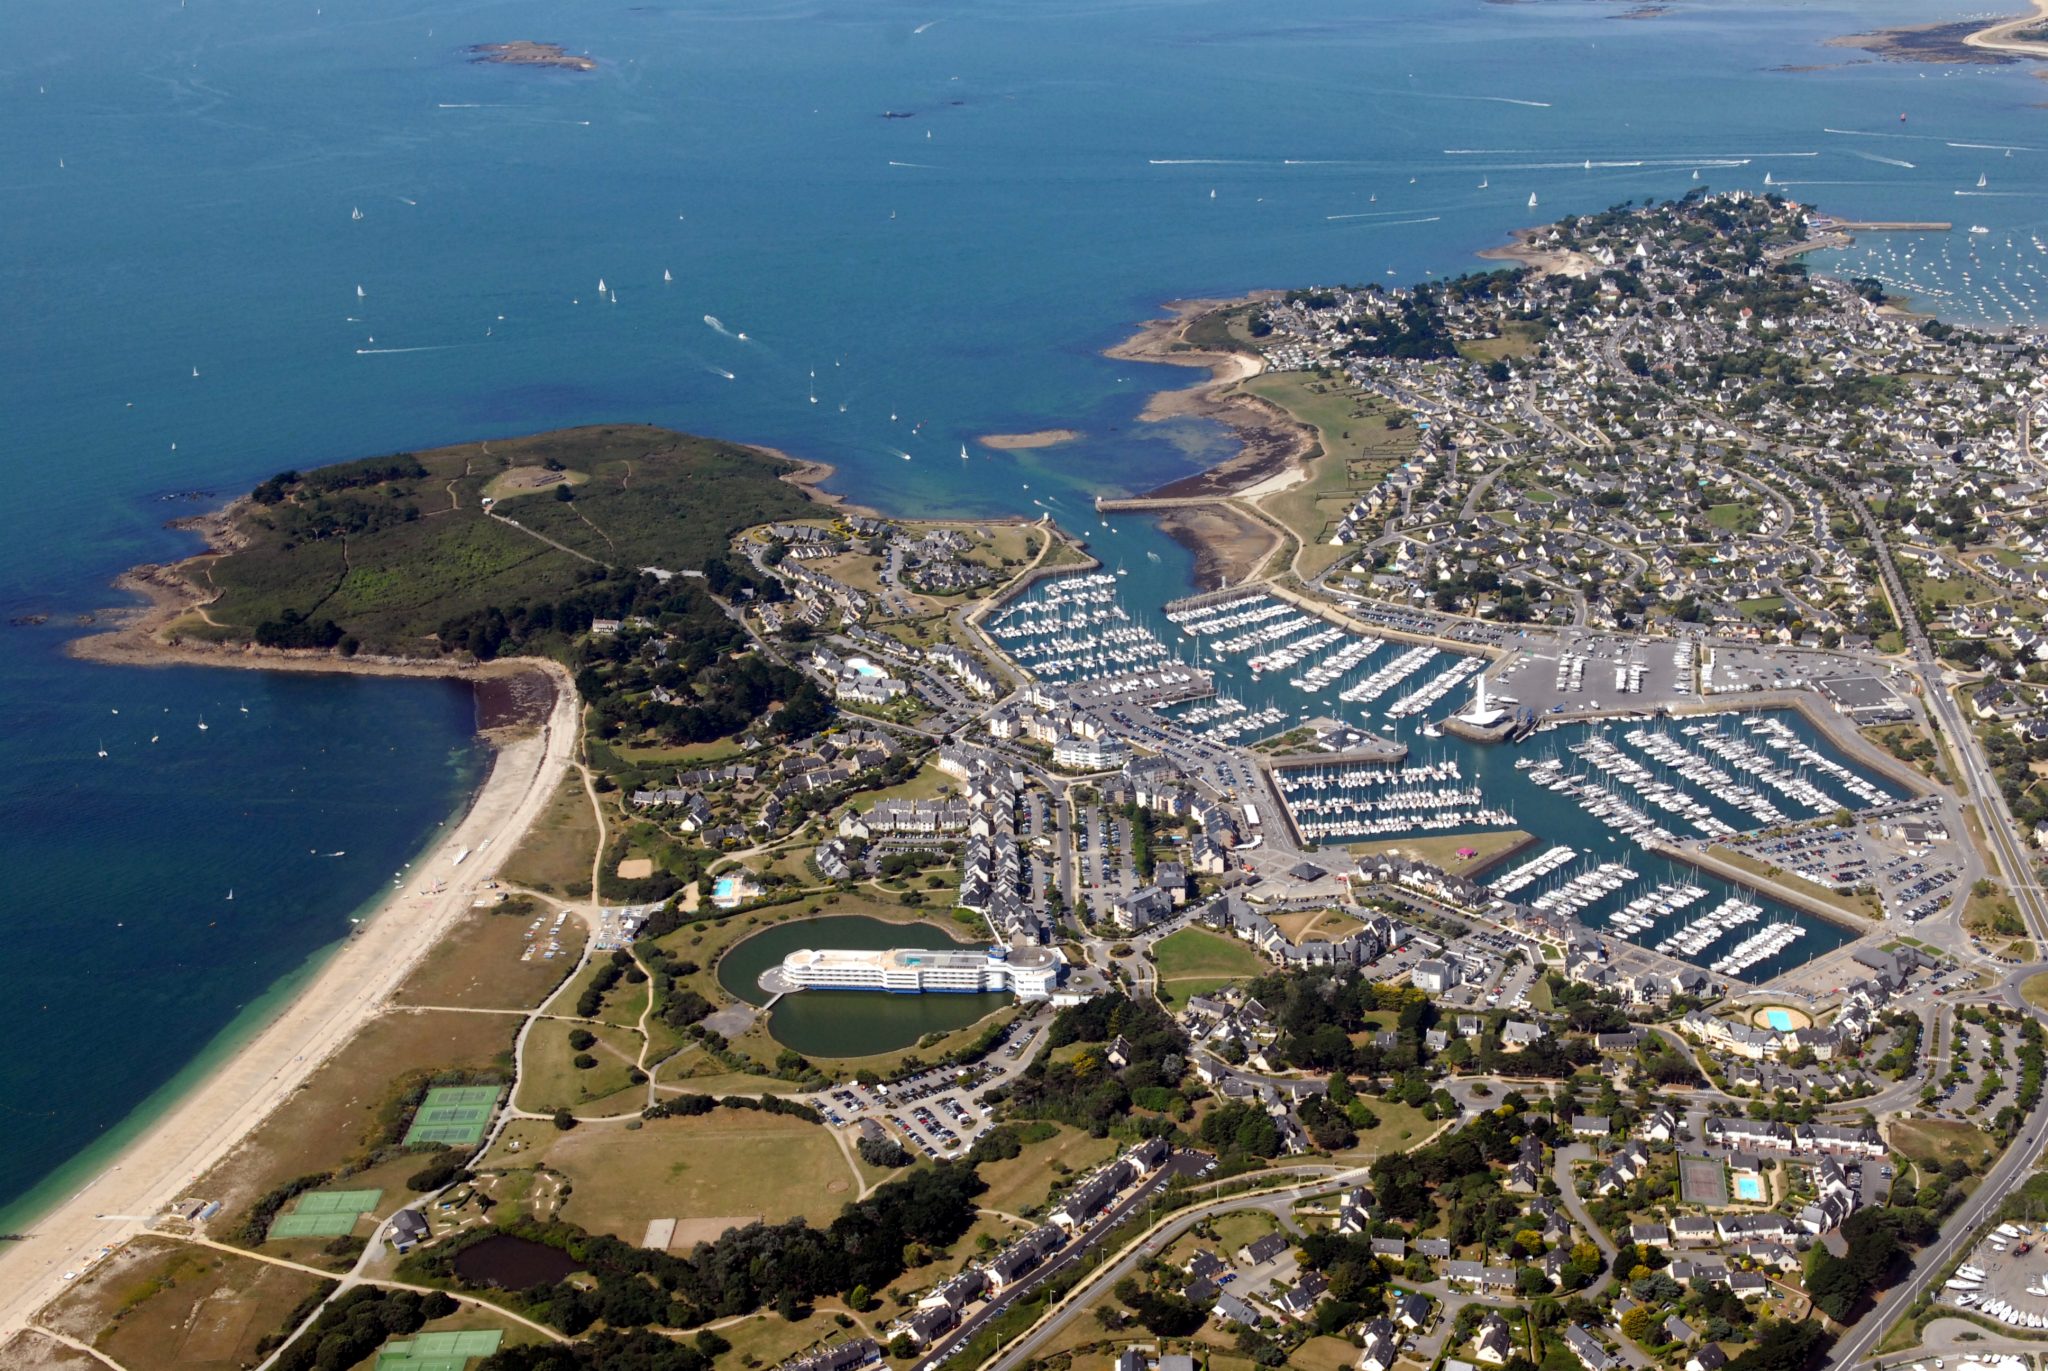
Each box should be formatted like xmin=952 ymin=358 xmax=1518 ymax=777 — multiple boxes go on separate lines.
xmin=3 ymin=0 xmax=2045 ymax=1223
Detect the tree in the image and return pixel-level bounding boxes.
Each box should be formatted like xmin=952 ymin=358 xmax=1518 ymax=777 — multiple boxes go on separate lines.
xmin=1619 ymin=1305 xmax=1661 ymax=1344
xmin=889 ymin=1335 xmax=917 ymax=1360
xmin=552 ymin=1108 xmax=578 ymax=1130
xmin=554 ymin=482 xmax=575 ymax=501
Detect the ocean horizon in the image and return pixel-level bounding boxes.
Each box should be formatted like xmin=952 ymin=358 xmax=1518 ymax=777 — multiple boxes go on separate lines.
xmin=4 ymin=0 xmax=2045 ymax=1223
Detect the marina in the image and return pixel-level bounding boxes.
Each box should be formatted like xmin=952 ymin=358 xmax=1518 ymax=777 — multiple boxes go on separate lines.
xmin=1000 ymin=574 xmax=1909 ymax=984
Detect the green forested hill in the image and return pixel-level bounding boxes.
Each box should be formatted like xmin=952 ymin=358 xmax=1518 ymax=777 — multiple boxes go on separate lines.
xmin=186 ymin=425 xmax=813 ymax=656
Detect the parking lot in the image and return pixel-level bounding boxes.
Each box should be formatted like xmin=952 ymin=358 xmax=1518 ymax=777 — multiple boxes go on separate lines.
xmin=808 ymin=1015 xmax=1047 ymax=1159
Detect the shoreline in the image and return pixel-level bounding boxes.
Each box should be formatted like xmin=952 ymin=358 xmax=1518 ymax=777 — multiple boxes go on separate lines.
xmin=771 ymin=449 xmax=887 ymax=522
xmin=1103 ymin=294 xmax=1323 ymax=503
xmin=1831 ymin=0 xmax=2048 ymax=64
xmin=1 ymin=504 xmax=582 ymax=1335
xmin=0 ymin=658 xmax=577 ymax=1337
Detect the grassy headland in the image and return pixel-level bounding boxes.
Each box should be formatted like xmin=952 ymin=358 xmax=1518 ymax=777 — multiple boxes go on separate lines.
xmin=139 ymin=425 xmax=812 ymax=658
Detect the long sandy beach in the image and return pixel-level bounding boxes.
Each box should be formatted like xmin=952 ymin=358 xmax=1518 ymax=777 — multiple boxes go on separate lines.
xmin=0 ymin=661 xmax=579 ymax=1340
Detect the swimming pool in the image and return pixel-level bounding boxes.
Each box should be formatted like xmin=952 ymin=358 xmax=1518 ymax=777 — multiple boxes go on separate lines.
xmin=1764 ymin=1009 xmax=1794 ymax=1031
xmin=1734 ymin=1175 xmax=1765 ymax=1201
xmin=846 ymin=656 xmax=887 ymax=679
xmin=713 ymin=876 xmax=737 ymax=900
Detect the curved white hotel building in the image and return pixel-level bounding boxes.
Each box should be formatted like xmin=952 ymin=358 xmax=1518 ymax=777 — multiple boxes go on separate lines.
xmin=779 ymin=944 xmax=1064 ymax=1001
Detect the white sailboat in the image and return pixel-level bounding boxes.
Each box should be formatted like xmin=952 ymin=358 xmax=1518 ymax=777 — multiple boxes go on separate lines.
xmin=1528 ymin=192 xmax=1538 ymax=208
xmin=960 ymin=443 xmax=970 ymax=460
xmin=1478 ymin=177 xmax=1488 ymax=189
xmin=663 ymin=268 xmax=672 ymax=282
xmin=97 ymin=740 xmax=108 ymax=758
xmin=356 ymin=284 xmax=365 ymax=299
xmin=1979 ymin=172 xmax=1989 ymax=188
xmin=351 ymin=206 xmax=363 ymax=220
xmin=197 ymin=715 xmax=208 ymax=731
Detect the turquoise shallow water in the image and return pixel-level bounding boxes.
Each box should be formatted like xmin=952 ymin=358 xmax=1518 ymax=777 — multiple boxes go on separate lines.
xmin=3 ymin=0 xmax=2045 ymax=1222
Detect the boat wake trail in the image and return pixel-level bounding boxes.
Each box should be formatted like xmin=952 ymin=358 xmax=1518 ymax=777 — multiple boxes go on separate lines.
xmin=704 ymin=314 xmax=733 ymax=336
xmin=1330 ymin=214 xmax=1444 ymax=228
xmin=707 ymin=365 xmax=736 ymax=380
xmin=887 ymin=160 xmax=938 ymax=168
xmin=354 ymin=345 xmax=466 ymax=355
xmin=1852 ymin=150 xmax=1917 ymax=169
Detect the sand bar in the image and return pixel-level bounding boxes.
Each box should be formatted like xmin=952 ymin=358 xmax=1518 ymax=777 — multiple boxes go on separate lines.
xmin=977 ymin=429 xmax=1082 ymax=451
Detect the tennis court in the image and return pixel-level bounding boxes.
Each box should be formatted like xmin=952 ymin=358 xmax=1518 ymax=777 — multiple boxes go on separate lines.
xmin=1679 ymin=1156 xmax=1729 ymax=1206
xmin=404 ymin=1086 xmax=502 ymax=1146
xmin=266 ymin=1188 xmax=384 ymax=1240
xmin=268 ymin=1211 xmax=361 ymax=1239
xmin=377 ymin=1329 xmax=504 ymax=1369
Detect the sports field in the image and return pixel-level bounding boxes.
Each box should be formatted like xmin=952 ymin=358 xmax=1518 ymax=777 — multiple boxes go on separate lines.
xmin=1679 ymin=1157 xmax=1728 ymax=1206
xmin=378 ymin=1329 xmax=504 ymax=1370
xmin=266 ymin=1187 xmax=382 ymax=1240
xmin=405 ymin=1086 xmax=501 ymax=1146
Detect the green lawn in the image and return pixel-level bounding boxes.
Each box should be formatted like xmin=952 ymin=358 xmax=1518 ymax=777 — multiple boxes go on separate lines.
xmin=1152 ymin=927 xmax=1266 ymax=1008
xmin=1240 ymin=374 xmax=1415 ymax=579
xmin=1706 ymin=502 xmax=1761 ymax=534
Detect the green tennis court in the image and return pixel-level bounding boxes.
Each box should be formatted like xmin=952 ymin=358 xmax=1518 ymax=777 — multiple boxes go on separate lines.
xmin=403 ymin=1086 xmax=502 ymax=1147
xmin=296 ymin=1188 xmax=383 ymax=1214
xmin=377 ymin=1329 xmax=503 ymax=1369
xmin=267 ymin=1211 xmax=360 ymax=1239
xmin=265 ymin=1186 xmax=385 ymax=1241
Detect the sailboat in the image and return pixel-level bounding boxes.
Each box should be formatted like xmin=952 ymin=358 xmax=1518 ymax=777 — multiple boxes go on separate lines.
xmin=1478 ymin=177 xmax=1488 ymax=189
xmin=1116 ymin=561 xmax=1128 ymax=577
xmin=663 ymin=268 xmax=672 ymax=282
xmin=191 ymin=366 xmax=200 ymax=378
xmin=1763 ymin=172 xmax=1773 ymax=186
xmin=960 ymin=443 xmax=970 ymax=460
xmin=1528 ymin=192 xmax=1538 ymax=208
xmin=197 ymin=715 xmax=209 ymax=731
xmin=226 ymin=889 xmax=233 ymax=901
xmin=97 ymin=740 xmax=108 ymax=758
xmin=351 ymin=206 xmax=363 ymax=220
xmin=356 ymin=285 xmax=365 ymax=299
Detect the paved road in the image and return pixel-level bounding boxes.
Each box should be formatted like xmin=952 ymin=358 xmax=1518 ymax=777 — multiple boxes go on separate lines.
xmin=977 ymin=1166 xmax=1370 ymax=1371
xmin=1831 ymin=963 xmax=2048 ymax=1369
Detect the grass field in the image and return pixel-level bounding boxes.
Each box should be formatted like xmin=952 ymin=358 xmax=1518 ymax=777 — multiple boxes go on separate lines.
xmin=1707 ymin=502 xmax=1762 ymax=534
xmin=194 ymin=426 xmax=812 ymax=653
xmin=1329 ymin=1099 xmax=1436 ymax=1162
xmin=2022 ymin=973 xmax=2048 ymax=1012
xmin=976 ymin=1126 xmax=1121 ymax=1218
xmin=1242 ymin=375 xmax=1414 ymax=580
xmin=393 ymin=904 xmax=583 ymax=1011
xmin=37 ymin=1236 xmax=332 ymax=1371
xmin=499 ymin=773 xmax=598 ymax=898
xmin=515 ymin=1019 xmax=643 ymax=1114
xmin=193 ymin=1009 xmax=515 ymax=1237
xmin=533 ymin=1110 xmax=857 ymax=1242
xmin=1209 ymin=1210 xmax=1280 ymax=1255
xmin=1150 ymin=927 xmax=1266 ymax=1008
xmin=1890 ymin=1117 xmax=1997 ymax=1173
xmin=1351 ymin=828 xmax=1533 ymax=879
xmin=1268 ymin=908 xmax=1365 ymax=944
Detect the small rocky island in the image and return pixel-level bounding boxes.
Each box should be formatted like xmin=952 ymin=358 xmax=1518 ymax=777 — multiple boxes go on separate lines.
xmin=467 ymin=42 xmax=596 ymax=71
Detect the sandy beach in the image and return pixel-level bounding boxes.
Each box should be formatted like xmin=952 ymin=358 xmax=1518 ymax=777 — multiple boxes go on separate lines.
xmin=1476 ymin=227 xmax=1603 ymax=278
xmin=0 ymin=657 xmax=577 ymax=1340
